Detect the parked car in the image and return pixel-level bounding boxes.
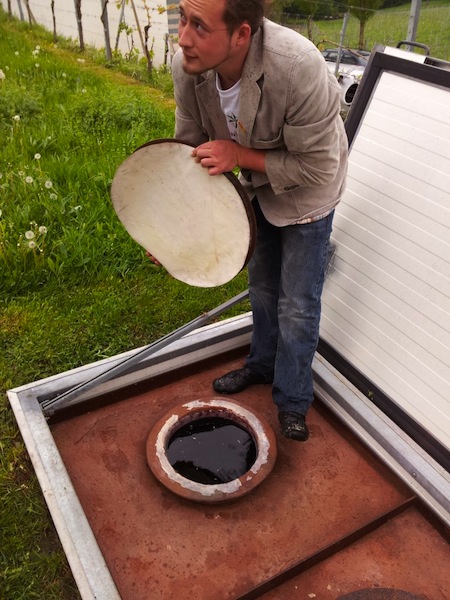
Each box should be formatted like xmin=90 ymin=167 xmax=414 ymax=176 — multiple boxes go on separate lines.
xmin=321 ymin=48 xmax=371 ymax=109
xmin=321 ymin=48 xmax=371 ymax=68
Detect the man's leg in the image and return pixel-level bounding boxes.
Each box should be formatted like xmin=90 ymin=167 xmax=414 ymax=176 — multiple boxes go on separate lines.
xmin=273 ymin=212 xmax=334 ymax=439
xmin=213 ymin=200 xmax=280 ymax=393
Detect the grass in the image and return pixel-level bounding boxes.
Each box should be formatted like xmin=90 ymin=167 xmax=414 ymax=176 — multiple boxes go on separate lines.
xmin=0 ymin=18 xmax=176 ymax=295
xmin=1 ymin=2 xmax=449 ymax=599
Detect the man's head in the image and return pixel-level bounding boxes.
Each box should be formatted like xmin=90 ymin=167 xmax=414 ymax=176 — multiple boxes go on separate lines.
xmin=178 ymin=0 xmax=264 ymax=84
xmin=222 ymin=0 xmax=265 ymax=36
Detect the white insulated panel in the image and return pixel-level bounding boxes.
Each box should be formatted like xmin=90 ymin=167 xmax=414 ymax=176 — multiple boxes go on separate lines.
xmin=321 ymin=70 xmax=450 ymax=452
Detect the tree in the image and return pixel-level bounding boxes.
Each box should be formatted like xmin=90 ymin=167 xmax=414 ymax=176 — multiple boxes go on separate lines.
xmin=100 ymin=0 xmax=112 ymax=60
xmin=266 ymin=0 xmax=292 ymax=20
xmin=285 ymin=0 xmax=336 ymax=19
xmin=289 ymin=0 xmax=319 ymax=39
xmin=284 ymin=0 xmax=340 ymax=19
xmin=344 ymin=0 xmax=384 ymax=49
xmin=381 ymin=0 xmax=405 ymax=7
xmin=73 ymin=0 xmax=85 ymax=51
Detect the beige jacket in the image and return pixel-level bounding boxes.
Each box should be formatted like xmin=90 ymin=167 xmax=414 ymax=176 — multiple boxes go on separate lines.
xmin=172 ymin=19 xmax=348 ymax=226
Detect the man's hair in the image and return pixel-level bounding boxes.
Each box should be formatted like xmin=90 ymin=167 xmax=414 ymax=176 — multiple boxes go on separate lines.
xmin=222 ymin=0 xmax=265 ymax=35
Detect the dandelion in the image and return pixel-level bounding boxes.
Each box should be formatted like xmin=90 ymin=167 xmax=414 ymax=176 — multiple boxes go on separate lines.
xmin=45 ymin=180 xmax=53 ymax=188
xmin=35 ymin=64 xmax=40 ymax=69
xmin=0 ymin=209 xmax=2 ymax=217
xmin=15 ymin=51 xmax=19 ymax=56
xmin=0 ymin=69 xmax=5 ymax=81
xmin=19 ymin=222 xmax=47 ymax=258
xmin=49 ymin=193 xmax=57 ymax=200
xmin=77 ymin=58 xmax=85 ymax=64
xmin=13 ymin=115 xmax=20 ymax=122
xmin=25 ymin=176 xmax=34 ymax=184
xmin=81 ymin=88 xmax=87 ymax=93
xmin=35 ymin=45 xmax=41 ymax=51
xmin=62 ymin=72 xmax=67 ymax=78
xmin=32 ymin=49 xmax=39 ymax=56
xmin=34 ymin=153 xmax=41 ymax=160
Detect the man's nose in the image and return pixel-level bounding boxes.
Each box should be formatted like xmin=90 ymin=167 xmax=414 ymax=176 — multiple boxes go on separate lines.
xmin=178 ymin=23 xmax=192 ymax=47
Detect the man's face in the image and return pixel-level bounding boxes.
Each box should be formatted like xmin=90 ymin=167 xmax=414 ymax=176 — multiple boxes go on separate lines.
xmin=178 ymin=0 xmax=236 ymax=75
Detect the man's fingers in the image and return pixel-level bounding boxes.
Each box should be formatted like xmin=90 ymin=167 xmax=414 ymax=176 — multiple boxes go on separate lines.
xmin=146 ymin=251 xmax=161 ymax=266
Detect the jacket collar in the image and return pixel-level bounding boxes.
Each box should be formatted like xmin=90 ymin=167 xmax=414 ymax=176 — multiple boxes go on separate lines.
xmin=238 ymin=24 xmax=264 ymax=145
xmin=194 ymin=23 xmax=265 ymax=144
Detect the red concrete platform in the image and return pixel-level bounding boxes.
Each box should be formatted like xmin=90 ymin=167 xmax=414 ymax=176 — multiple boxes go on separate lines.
xmin=51 ymin=353 xmax=449 ymax=600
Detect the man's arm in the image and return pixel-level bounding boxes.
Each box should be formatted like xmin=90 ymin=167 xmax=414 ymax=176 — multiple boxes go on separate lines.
xmin=263 ymin=50 xmax=346 ymax=195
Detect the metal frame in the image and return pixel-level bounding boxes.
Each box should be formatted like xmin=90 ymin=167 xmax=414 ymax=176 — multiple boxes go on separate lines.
xmin=7 ymin=314 xmax=253 ymax=600
xmin=329 ymin=43 xmax=450 ymax=469
xmin=41 ymin=290 xmax=249 ymax=416
xmin=345 ymin=44 xmax=450 ymax=145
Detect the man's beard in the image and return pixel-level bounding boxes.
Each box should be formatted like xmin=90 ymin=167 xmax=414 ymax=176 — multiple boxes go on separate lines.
xmin=181 ymin=41 xmax=233 ymax=76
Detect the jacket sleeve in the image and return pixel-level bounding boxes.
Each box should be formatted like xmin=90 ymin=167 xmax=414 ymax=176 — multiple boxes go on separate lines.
xmin=264 ymin=48 xmax=346 ymax=196
xmin=172 ymin=50 xmax=210 ymax=147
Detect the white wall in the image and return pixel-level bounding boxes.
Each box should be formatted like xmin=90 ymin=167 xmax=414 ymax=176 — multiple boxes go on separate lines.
xmin=2 ymin=0 xmax=177 ymax=68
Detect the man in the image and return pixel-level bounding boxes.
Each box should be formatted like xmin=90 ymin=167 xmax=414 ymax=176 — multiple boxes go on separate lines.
xmin=172 ymin=0 xmax=348 ymax=441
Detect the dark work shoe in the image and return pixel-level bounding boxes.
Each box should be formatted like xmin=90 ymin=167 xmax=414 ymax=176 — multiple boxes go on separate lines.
xmin=278 ymin=411 xmax=309 ymax=442
xmin=213 ymin=366 xmax=271 ymax=394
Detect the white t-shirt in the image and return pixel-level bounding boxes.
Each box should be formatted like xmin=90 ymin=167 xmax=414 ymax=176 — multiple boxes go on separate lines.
xmin=216 ymin=74 xmax=241 ymax=142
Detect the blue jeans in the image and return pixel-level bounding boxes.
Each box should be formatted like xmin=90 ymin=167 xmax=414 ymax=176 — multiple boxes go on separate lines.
xmin=246 ymin=199 xmax=334 ymax=416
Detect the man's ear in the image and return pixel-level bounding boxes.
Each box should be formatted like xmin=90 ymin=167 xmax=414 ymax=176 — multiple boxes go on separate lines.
xmin=235 ymin=22 xmax=252 ymax=46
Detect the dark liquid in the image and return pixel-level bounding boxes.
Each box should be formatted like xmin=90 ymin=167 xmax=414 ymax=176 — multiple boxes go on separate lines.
xmin=166 ymin=417 xmax=257 ymax=485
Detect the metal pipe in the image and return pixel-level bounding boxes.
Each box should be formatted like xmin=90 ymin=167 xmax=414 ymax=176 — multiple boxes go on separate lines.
xmin=334 ymin=12 xmax=349 ymax=78
xmin=41 ymin=289 xmax=249 ymax=416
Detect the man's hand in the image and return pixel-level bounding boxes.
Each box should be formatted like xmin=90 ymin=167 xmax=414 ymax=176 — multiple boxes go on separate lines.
xmin=146 ymin=251 xmax=161 ymax=266
xmin=192 ymin=140 xmax=266 ymax=176
xmin=192 ymin=140 xmax=239 ymax=175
